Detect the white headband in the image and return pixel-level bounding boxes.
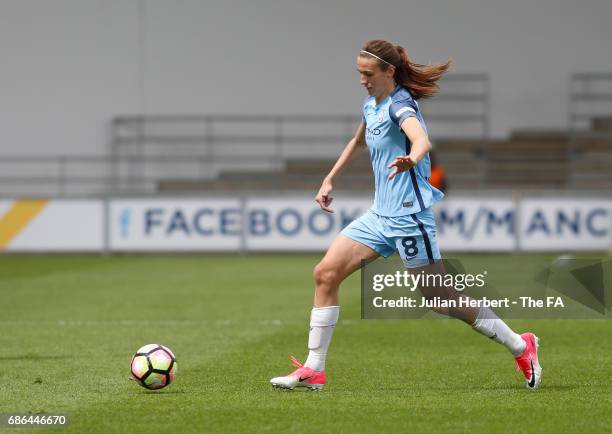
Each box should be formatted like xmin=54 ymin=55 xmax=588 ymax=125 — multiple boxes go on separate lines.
xmin=360 ymin=50 xmax=393 ymax=66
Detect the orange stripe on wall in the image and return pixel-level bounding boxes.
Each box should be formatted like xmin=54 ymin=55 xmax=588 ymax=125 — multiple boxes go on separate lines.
xmin=0 ymin=200 xmax=49 ymax=248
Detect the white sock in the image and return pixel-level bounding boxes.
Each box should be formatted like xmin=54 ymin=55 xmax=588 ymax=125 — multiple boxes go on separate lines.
xmin=472 ymin=306 xmax=526 ymax=356
xmin=304 ymin=306 xmax=339 ymax=372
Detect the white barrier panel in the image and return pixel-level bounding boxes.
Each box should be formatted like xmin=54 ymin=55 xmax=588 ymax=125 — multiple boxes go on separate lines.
xmin=245 ymin=198 xmax=370 ymax=251
xmin=2 ymin=196 xmax=611 ymax=252
xmin=433 ymin=198 xmax=516 ymax=251
xmin=109 ymin=199 xmax=242 ymax=251
xmin=244 ymin=198 xmax=517 ymax=252
xmin=107 ymin=197 xmax=523 ymax=252
xmin=0 ymin=199 xmax=103 ymax=251
xmin=519 ymin=198 xmax=612 ymax=251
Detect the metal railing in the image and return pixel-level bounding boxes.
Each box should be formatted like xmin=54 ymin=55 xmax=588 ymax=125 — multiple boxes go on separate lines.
xmin=0 ymin=155 xmax=272 ymax=197
xmin=568 ymin=72 xmax=612 ymax=141
xmin=111 ymin=73 xmax=490 ymax=158
xmin=567 ymin=73 xmax=612 ymax=188
xmin=1 ymin=74 xmax=490 ymax=197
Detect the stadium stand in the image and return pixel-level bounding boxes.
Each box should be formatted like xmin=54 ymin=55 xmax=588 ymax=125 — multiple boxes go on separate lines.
xmin=0 ymin=74 xmax=610 ymax=196
xmin=157 ymin=128 xmax=612 ymax=193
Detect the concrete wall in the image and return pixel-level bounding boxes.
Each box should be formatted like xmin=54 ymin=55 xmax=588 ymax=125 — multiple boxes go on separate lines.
xmin=1 ymin=0 xmax=611 ymax=155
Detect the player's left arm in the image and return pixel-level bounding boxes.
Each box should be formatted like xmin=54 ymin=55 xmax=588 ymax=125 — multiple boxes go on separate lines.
xmin=387 ymin=117 xmax=432 ymax=179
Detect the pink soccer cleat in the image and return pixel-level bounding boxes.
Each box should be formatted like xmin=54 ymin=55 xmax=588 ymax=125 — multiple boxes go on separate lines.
xmin=270 ymin=356 xmax=326 ymax=391
xmin=514 ymin=332 xmax=542 ymax=389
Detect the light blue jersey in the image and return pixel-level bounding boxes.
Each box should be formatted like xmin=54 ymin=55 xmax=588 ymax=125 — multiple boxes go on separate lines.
xmin=341 ymin=86 xmax=443 ymax=267
xmin=361 ymin=86 xmax=444 ymax=217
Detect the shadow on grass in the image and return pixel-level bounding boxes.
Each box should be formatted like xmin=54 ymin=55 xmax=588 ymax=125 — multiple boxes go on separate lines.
xmin=374 ymin=384 xmax=580 ymax=392
xmin=141 ymin=390 xmax=187 ymax=395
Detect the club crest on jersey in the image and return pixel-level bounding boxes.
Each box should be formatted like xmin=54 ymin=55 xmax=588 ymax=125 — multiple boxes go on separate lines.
xmin=378 ymin=112 xmax=384 ymax=122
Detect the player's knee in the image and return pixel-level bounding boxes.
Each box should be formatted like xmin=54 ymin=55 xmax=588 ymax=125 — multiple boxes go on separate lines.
xmin=430 ymin=305 xmax=450 ymax=317
xmin=313 ymin=262 xmax=341 ymax=290
xmin=421 ymin=286 xmax=457 ymax=317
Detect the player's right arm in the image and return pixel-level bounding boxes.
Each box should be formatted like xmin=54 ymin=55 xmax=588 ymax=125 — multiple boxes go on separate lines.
xmin=315 ymin=122 xmax=367 ymax=213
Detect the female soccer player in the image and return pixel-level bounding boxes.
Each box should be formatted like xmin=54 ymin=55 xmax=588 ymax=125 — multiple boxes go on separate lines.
xmin=270 ymin=39 xmax=541 ymax=390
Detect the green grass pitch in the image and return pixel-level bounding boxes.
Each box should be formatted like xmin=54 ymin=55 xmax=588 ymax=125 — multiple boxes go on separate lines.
xmin=1 ymin=253 xmax=611 ymax=433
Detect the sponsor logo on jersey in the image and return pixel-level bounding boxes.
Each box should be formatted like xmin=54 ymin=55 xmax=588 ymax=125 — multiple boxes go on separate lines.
xmin=366 ymin=127 xmax=381 ymax=137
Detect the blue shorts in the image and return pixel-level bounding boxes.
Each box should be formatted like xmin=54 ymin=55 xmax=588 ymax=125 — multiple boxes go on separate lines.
xmin=340 ymin=208 xmax=441 ymax=268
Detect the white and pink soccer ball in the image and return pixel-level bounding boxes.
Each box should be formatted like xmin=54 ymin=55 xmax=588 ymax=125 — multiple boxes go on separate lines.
xmin=130 ymin=344 xmax=177 ymax=390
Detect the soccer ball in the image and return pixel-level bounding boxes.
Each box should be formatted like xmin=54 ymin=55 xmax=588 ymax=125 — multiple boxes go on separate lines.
xmin=130 ymin=344 xmax=177 ymax=390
